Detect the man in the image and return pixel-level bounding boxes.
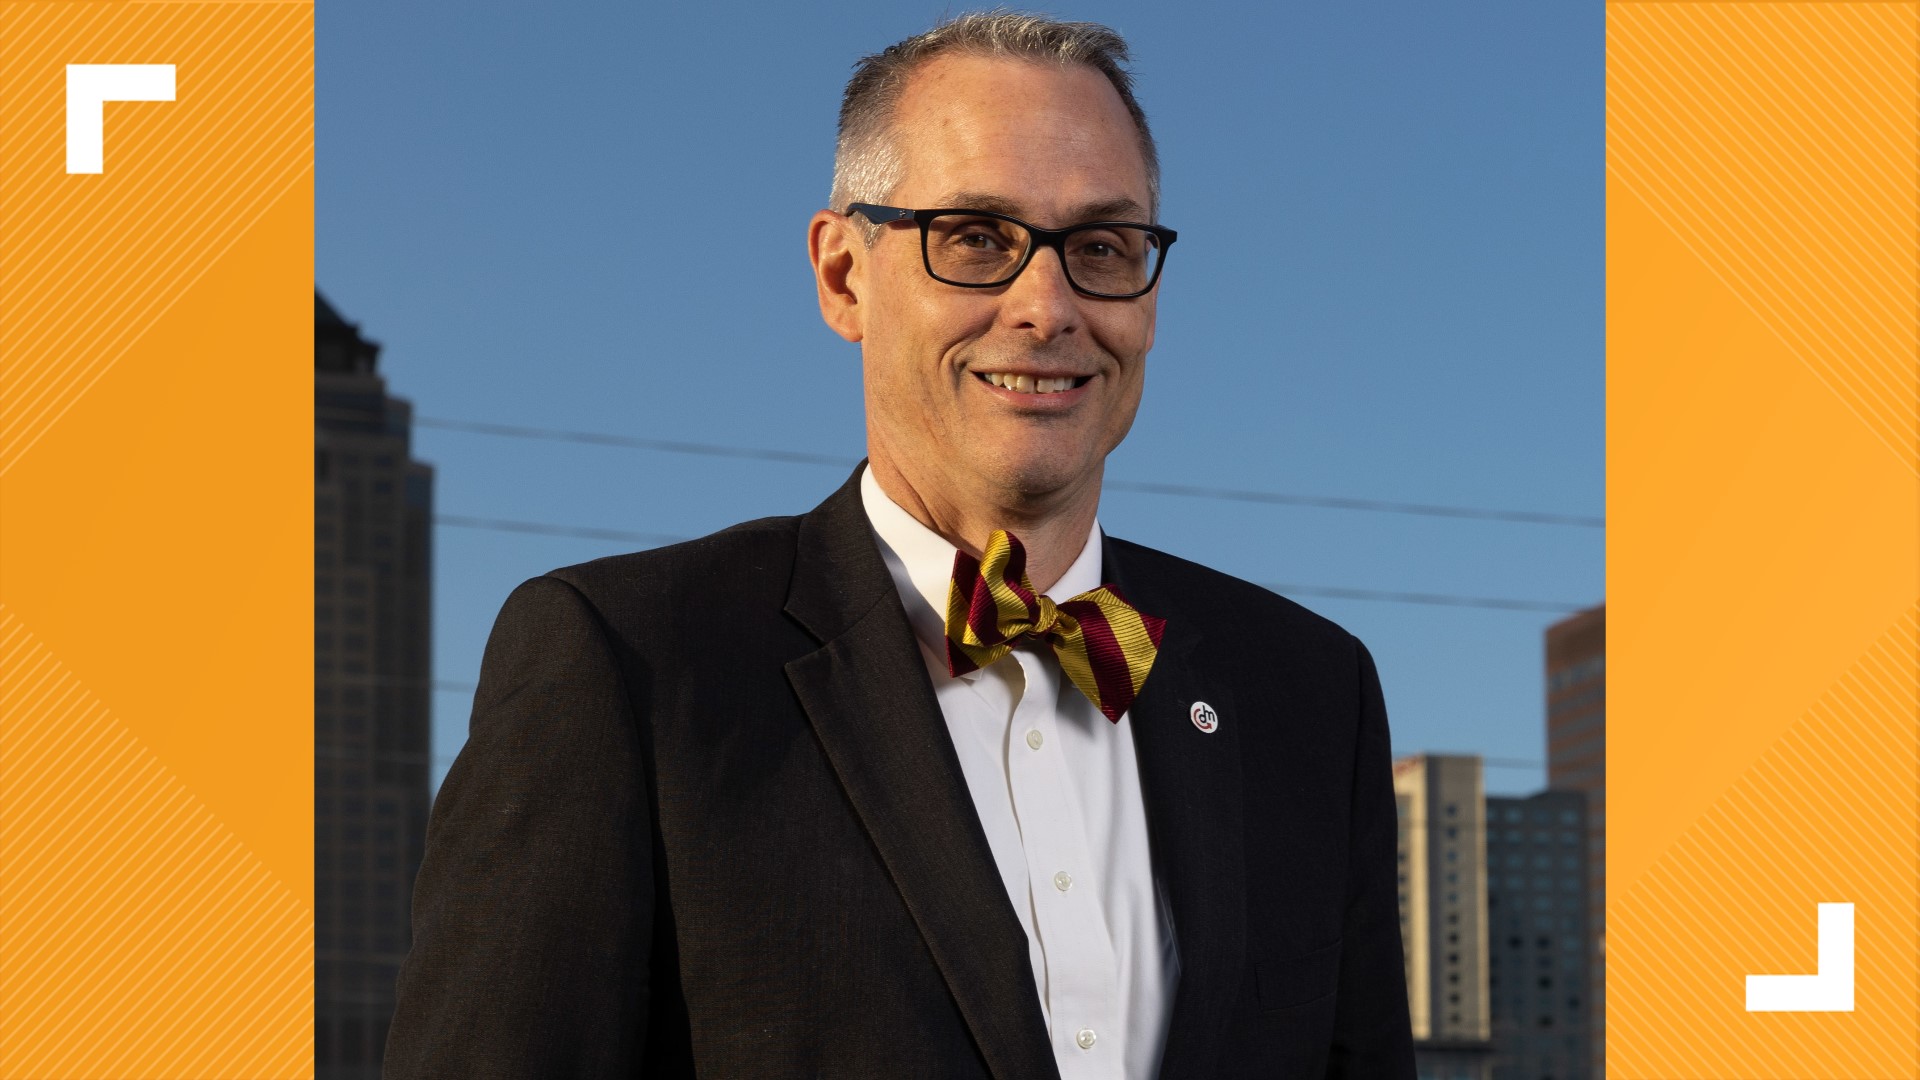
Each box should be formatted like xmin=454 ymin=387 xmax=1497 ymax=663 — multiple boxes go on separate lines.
xmin=385 ymin=13 xmax=1414 ymax=1079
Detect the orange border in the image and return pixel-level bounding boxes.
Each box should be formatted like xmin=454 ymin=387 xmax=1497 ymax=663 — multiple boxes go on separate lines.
xmin=0 ymin=4 xmax=314 ymax=1076
xmin=1608 ymin=3 xmax=1918 ymax=1075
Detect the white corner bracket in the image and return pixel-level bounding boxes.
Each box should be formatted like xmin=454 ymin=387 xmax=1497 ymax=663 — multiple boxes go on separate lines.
xmin=1745 ymin=902 xmax=1854 ymax=1012
xmin=67 ymin=64 xmax=175 ymax=174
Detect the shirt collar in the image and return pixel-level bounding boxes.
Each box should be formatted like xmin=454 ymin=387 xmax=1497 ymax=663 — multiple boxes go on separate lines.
xmin=859 ymin=464 xmax=1104 ymax=676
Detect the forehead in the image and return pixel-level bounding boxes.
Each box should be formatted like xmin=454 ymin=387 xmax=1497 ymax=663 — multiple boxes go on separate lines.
xmin=888 ymin=53 xmax=1151 ymax=221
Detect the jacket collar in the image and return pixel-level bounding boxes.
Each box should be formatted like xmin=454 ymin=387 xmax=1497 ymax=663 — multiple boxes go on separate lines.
xmin=1102 ymin=534 xmax=1249 ymax=1080
xmin=783 ymin=464 xmax=1060 ymax=1080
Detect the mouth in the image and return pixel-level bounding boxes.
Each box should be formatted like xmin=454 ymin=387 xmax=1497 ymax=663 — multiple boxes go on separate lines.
xmin=973 ymin=371 xmax=1094 ymax=395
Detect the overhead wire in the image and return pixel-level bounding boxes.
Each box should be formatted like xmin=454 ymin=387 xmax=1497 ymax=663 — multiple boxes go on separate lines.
xmin=411 ymin=414 xmax=1604 ymax=528
xmin=322 ymin=409 xmax=1600 ymax=613
xmin=430 ymin=514 xmax=1590 ymax=612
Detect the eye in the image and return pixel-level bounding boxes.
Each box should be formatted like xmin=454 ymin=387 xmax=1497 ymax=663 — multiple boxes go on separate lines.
xmin=955 ymin=229 xmax=1007 ymax=251
xmin=1070 ymin=229 xmax=1132 ymax=259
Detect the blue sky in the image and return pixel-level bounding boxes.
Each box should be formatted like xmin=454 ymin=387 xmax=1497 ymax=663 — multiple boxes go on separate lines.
xmin=317 ymin=0 xmax=1601 ymax=795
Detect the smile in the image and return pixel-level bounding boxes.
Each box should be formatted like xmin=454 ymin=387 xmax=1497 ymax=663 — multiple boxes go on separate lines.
xmin=975 ymin=372 xmax=1092 ymax=395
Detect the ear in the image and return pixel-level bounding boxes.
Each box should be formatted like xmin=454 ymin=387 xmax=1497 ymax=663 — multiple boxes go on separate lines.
xmin=809 ymin=210 xmax=864 ymax=344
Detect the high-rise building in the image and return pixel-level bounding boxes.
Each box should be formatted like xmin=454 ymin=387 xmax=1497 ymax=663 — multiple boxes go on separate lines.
xmin=315 ymin=292 xmax=433 ymax=1079
xmin=1395 ymin=753 xmax=1495 ymax=1080
xmin=1485 ymin=790 xmax=1592 ymax=1080
xmin=1545 ymin=604 xmax=1603 ymax=1077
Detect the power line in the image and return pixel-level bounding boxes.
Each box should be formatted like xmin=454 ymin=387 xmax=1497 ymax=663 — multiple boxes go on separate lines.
xmin=430 ymin=513 xmax=1591 ymax=613
xmin=1258 ymin=583 xmax=1585 ymax=614
xmin=435 ymin=513 xmax=689 ymax=546
xmin=415 ymin=415 xmax=858 ymax=468
xmin=410 ymin=414 xmax=1603 ymax=528
xmin=1106 ymin=480 xmax=1601 ymax=528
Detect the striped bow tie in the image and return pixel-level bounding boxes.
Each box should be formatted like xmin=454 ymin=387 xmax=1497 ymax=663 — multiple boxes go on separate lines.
xmin=944 ymin=529 xmax=1166 ymax=723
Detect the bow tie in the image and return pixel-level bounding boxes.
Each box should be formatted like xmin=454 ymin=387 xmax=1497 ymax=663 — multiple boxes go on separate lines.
xmin=944 ymin=529 xmax=1166 ymax=723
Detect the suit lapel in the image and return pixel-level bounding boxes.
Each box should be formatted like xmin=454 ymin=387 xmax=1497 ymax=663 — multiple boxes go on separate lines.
xmin=783 ymin=466 xmax=1058 ymax=1080
xmin=1105 ymin=535 xmax=1248 ymax=1080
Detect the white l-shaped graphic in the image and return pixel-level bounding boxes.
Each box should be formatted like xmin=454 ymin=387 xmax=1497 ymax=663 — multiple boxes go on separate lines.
xmin=67 ymin=64 xmax=175 ymax=174
xmin=1745 ymin=902 xmax=1853 ymax=1012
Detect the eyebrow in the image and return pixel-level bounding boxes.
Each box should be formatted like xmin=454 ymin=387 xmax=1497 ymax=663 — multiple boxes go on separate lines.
xmin=933 ymin=190 xmax=1150 ymax=225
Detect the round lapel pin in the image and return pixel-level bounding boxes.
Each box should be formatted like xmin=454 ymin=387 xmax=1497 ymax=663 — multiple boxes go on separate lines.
xmin=1189 ymin=700 xmax=1219 ymax=733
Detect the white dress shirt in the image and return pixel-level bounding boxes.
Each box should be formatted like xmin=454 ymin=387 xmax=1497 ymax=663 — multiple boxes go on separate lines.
xmin=859 ymin=466 xmax=1178 ymax=1080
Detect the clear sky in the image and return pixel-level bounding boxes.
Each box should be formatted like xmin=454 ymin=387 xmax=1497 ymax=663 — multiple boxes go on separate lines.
xmin=317 ymin=0 xmax=1601 ymax=795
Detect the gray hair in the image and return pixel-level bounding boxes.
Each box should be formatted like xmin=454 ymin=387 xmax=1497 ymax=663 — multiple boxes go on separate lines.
xmin=829 ymin=11 xmax=1160 ymax=240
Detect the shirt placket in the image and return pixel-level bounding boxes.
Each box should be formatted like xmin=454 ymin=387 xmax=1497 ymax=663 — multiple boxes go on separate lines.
xmin=1003 ymin=646 xmax=1123 ymax=1079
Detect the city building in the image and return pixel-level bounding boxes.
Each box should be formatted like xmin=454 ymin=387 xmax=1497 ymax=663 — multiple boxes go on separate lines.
xmin=1545 ymin=604 xmax=1604 ymax=1077
xmin=315 ymin=291 xmax=433 ymax=1079
xmin=1394 ymin=753 xmax=1495 ymax=1080
xmin=1486 ymin=790 xmax=1592 ymax=1080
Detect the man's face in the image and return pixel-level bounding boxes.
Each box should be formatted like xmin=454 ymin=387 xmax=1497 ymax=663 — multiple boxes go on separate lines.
xmin=843 ymin=54 xmax=1159 ymax=503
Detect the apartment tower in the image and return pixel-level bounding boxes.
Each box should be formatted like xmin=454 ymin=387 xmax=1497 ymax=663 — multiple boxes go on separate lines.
xmin=1545 ymin=603 xmax=1604 ymax=1078
xmin=1485 ymin=790 xmax=1593 ymax=1080
xmin=1395 ymin=753 xmax=1494 ymax=1080
xmin=314 ymin=292 xmax=433 ymax=1079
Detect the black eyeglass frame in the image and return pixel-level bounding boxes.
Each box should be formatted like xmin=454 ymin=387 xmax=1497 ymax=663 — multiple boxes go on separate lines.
xmin=846 ymin=202 xmax=1178 ymax=300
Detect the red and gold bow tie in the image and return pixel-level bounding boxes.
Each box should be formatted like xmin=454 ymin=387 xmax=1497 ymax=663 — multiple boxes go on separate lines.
xmin=944 ymin=529 xmax=1166 ymax=723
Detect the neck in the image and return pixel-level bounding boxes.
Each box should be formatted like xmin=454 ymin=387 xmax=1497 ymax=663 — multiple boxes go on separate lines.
xmin=866 ymin=453 xmax=1100 ymax=595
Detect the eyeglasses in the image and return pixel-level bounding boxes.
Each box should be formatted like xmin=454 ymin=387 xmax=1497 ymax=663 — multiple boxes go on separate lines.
xmin=846 ymin=203 xmax=1177 ymax=300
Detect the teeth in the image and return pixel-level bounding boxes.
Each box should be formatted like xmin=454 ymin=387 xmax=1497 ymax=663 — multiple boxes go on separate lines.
xmin=983 ymin=373 xmax=1078 ymax=394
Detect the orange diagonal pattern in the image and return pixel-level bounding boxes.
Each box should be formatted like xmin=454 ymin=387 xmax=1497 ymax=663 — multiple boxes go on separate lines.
xmin=0 ymin=2 xmax=313 ymax=1076
xmin=0 ymin=608 xmax=312 ymax=1078
xmin=1611 ymin=608 xmax=1920 ymax=1078
xmin=1608 ymin=2 xmax=1918 ymax=475
xmin=0 ymin=1 xmax=313 ymax=477
xmin=1608 ymin=2 xmax=1919 ymax=1076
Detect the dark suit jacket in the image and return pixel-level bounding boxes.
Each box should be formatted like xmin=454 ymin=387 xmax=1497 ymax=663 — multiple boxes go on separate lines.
xmin=384 ymin=465 xmax=1416 ymax=1079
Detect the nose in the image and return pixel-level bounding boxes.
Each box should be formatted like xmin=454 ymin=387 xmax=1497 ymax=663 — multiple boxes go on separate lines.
xmin=998 ymin=242 xmax=1081 ymax=341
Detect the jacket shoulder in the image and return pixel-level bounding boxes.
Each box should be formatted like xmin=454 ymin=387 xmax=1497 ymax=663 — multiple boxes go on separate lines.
xmin=1106 ymin=535 xmax=1361 ymax=655
xmin=514 ymin=515 xmax=803 ymax=637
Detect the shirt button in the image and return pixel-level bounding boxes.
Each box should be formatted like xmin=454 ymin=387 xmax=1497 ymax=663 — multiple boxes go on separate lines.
xmin=1026 ymin=729 xmax=1044 ymax=750
xmin=1075 ymin=1028 xmax=1097 ymax=1050
xmin=1053 ymin=871 xmax=1073 ymax=892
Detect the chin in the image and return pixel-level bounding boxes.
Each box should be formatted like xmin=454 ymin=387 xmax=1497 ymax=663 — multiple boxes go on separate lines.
xmin=979 ymin=445 xmax=1098 ymax=499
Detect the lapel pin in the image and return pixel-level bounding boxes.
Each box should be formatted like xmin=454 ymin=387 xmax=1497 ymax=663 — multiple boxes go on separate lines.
xmin=1189 ymin=701 xmax=1219 ymax=733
